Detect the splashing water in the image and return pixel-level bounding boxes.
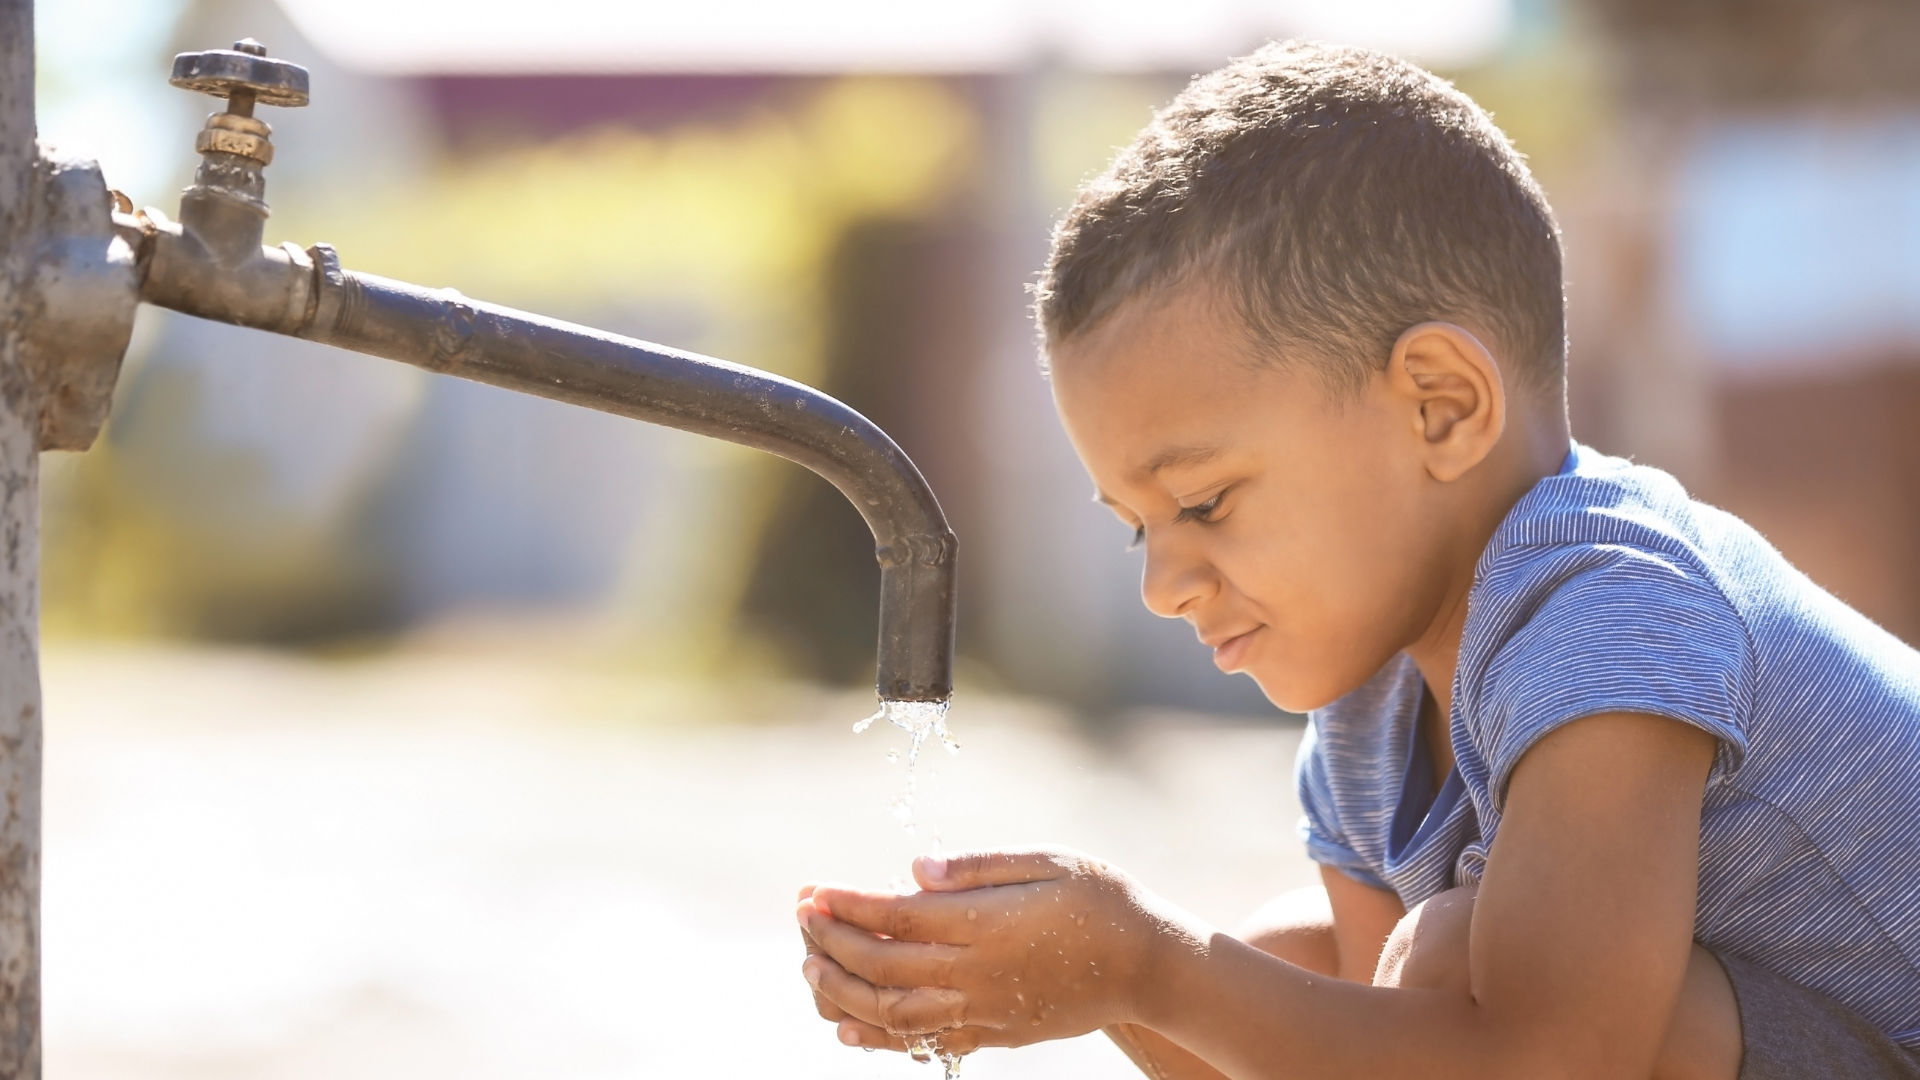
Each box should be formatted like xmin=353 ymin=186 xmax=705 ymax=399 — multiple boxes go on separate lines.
xmin=853 ymin=699 xmax=959 ymax=837
xmin=906 ymin=1033 xmax=963 ymax=1079
xmin=855 ymin=698 xmax=964 ymax=1077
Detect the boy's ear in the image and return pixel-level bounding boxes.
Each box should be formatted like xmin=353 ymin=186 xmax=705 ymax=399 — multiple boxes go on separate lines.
xmin=1389 ymin=321 xmax=1506 ymax=483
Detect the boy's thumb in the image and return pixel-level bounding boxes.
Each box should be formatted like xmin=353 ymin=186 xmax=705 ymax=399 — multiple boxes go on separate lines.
xmin=912 ymin=848 xmax=1080 ymax=892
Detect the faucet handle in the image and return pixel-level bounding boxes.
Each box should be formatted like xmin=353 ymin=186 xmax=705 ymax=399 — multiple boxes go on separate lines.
xmin=167 ymin=38 xmax=308 ymax=241
xmin=170 ymin=39 xmax=310 ymax=116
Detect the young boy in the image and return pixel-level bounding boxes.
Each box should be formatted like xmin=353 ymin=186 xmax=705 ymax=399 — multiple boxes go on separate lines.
xmin=796 ymin=42 xmax=1920 ymax=1079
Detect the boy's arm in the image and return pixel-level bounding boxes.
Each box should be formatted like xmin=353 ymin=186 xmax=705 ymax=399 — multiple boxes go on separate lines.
xmin=800 ymin=711 xmax=1716 ymax=1080
xmin=1320 ymin=866 xmax=1405 ymax=983
xmin=1103 ymin=867 xmax=1404 ymax=1079
xmin=1137 ymin=711 xmax=1714 ymax=1079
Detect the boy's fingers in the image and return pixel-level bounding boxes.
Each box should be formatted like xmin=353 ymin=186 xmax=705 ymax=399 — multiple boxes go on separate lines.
xmin=811 ymin=988 xmax=849 ymax=1023
xmin=797 ymin=897 xmax=826 ymax=964
xmin=915 ymin=848 xmax=1084 ymax=892
xmin=808 ymin=954 xmax=966 ymax=1036
xmin=802 ymin=956 xmax=850 ymax=1022
xmin=835 ymin=1017 xmax=904 ymax=1050
xmin=875 ymin=985 xmax=970 ymax=1036
xmin=806 ymin=953 xmax=886 ymax=1027
xmin=929 ymin=1027 xmax=993 ymax=1054
xmin=804 ymin=907 xmax=965 ymax=988
xmin=837 ymin=1020 xmax=993 ymax=1057
xmin=812 ymin=886 xmax=994 ymax=945
xmin=798 ymin=896 xmax=821 ymax=946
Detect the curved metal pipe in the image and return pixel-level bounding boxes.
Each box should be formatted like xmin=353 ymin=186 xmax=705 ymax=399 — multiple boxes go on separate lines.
xmin=130 ymin=217 xmax=957 ymax=702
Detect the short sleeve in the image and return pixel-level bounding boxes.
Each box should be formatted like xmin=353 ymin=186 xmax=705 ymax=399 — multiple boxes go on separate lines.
xmin=1466 ymin=544 xmax=1753 ymax=811
xmin=1294 ymin=718 xmax=1392 ymax=891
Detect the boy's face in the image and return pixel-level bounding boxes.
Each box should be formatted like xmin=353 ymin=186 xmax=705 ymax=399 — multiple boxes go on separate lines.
xmin=1050 ymin=289 xmax=1461 ymax=713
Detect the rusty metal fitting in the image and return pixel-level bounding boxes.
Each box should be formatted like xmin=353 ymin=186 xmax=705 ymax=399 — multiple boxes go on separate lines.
xmin=193 ymin=112 xmax=274 ymax=164
xmin=20 ymin=151 xmax=140 ymax=451
xmin=138 ymin=204 xmax=319 ymax=336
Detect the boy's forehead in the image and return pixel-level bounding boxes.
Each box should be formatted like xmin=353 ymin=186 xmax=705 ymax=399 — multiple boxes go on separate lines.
xmin=1052 ymin=289 xmax=1297 ymax=488
xmin=1059 ymin=279 xmax=1250 ymax=355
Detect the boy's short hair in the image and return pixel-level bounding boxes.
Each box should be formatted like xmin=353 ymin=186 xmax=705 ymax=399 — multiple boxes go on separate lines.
xmin=1035 ymin=41 xmax=1565 ymax=397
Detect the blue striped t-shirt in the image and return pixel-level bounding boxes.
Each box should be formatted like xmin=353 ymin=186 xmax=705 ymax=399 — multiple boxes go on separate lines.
xmin=1296 ymin=442 xmax=1920 ymax=1048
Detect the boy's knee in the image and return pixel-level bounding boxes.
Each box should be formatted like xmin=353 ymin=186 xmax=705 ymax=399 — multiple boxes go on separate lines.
xmin=1374 ymin=885 xmax=1476 ymax=990
xmin=1239 ymin=886 xmax=1340 ymax=977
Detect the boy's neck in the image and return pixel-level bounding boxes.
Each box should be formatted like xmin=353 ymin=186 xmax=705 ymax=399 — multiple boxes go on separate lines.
xmin=1404 ymin=401 xmax=1571 ymax=731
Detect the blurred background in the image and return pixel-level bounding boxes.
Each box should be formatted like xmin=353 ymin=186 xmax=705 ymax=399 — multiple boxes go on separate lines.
xmin=31 ymin=0 xmax=1920 ymax=1075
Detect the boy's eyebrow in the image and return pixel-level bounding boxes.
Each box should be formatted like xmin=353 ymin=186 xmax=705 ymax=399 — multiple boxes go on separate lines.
xmin=1140 ymin=444 xmax=1224 ymax=475
xmin=1091 ymin=445 xmax=1230 ymax=504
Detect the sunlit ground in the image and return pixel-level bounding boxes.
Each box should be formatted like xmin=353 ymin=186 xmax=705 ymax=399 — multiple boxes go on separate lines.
xmin=41 ymin=639 xmax=1312 ymax=1079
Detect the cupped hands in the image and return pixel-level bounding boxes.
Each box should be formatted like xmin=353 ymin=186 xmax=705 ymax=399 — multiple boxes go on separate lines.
xmin=796 ymin=847 xmax=1198 ymax=1055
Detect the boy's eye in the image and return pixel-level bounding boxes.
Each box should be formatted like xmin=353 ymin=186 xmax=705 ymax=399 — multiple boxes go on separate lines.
xmin=1173 ymin=490 xmax=1228 ymax=525
xmin=1127 ymin=523 xmax=1146 ymax=551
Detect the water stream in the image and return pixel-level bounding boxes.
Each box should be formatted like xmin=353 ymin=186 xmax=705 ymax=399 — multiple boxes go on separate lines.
xmin=854 ymin=698 xmax=964 ymax=1079
xmin=853 ymin=699 xmax=960 ymax=839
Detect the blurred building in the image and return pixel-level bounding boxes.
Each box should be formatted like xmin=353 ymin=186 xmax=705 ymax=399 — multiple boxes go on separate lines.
xmin=42 ymin=0 xmax=1920 ymax=713
xmin=1569 ymin=0 xmax=1920 ymax=639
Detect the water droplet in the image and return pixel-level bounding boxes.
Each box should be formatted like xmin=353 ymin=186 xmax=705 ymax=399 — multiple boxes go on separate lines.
xmin=886 ymin=748 xmax=899 ymax=765
xmin=966 ymin=906 xmax=977 ymax=921
xmin=905 ymin=1033 xmax=963 ymax=1077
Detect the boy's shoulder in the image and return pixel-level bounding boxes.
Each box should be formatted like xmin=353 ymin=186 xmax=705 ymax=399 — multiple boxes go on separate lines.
xmin=1454 ymin=445 xmax=1765 ymax=799
xmin=1471 ymin=443 xmax=1784 ymax=636
xmin=1452 ymin=442 xmax=1920 ymax=800
xmin=1484 ymin=444 xmax=1725 ymax=573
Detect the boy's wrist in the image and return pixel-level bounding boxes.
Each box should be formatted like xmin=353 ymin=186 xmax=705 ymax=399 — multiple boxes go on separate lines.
xmin=1122 ymin=896 xmax=1214 ymax=1032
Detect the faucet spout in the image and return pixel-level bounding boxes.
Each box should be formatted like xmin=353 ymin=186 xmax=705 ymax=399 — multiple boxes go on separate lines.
xmin=301 ymin=252 xmax=960 ymax=702
xmin=131 ymin=225 xmax=958 ymax=702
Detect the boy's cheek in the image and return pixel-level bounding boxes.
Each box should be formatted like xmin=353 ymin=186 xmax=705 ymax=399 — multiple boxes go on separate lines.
xmin=1246 ymin=625 xmax=1400 ymax=714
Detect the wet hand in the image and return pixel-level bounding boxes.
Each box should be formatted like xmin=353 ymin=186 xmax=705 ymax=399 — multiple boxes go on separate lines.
xmin=796 ymin=848 xmax=1183 ymax=1053
xmin=797 ymin=881 xmax=931 ymax=1051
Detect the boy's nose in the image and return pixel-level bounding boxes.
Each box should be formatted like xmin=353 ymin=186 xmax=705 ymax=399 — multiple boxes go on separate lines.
xmin=1139 ymin=538 xmax=1218 ymax=619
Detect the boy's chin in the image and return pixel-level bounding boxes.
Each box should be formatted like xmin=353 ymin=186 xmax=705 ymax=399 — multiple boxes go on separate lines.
xmin=1245 ymin=667 xmax=1339 ymax=715
xmin=1244 ymin=657 xmax=1367 ymax=714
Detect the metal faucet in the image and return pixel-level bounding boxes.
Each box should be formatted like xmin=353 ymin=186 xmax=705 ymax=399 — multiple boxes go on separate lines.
xmin=112 ymin=40 xmax=958 ymax=703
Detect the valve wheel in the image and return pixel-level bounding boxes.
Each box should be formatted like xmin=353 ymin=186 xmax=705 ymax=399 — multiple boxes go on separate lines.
xmin=170 ymin=39 xmax=309 ymax=109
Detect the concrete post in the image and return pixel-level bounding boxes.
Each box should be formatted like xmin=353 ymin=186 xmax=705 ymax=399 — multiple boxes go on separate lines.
xmin=0 ymin=0 xmax=43 ymax=1072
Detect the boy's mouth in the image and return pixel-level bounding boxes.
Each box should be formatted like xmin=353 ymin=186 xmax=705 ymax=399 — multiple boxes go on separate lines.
xmin=1206 ymin=626 xmax=1262 ymax=672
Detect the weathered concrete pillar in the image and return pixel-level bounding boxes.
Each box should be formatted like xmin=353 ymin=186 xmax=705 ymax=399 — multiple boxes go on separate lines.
xmin=0 ymin=0 xmax=44 ymax=1073
xmin=0 ymin=1 xmax=140 ymax=1071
